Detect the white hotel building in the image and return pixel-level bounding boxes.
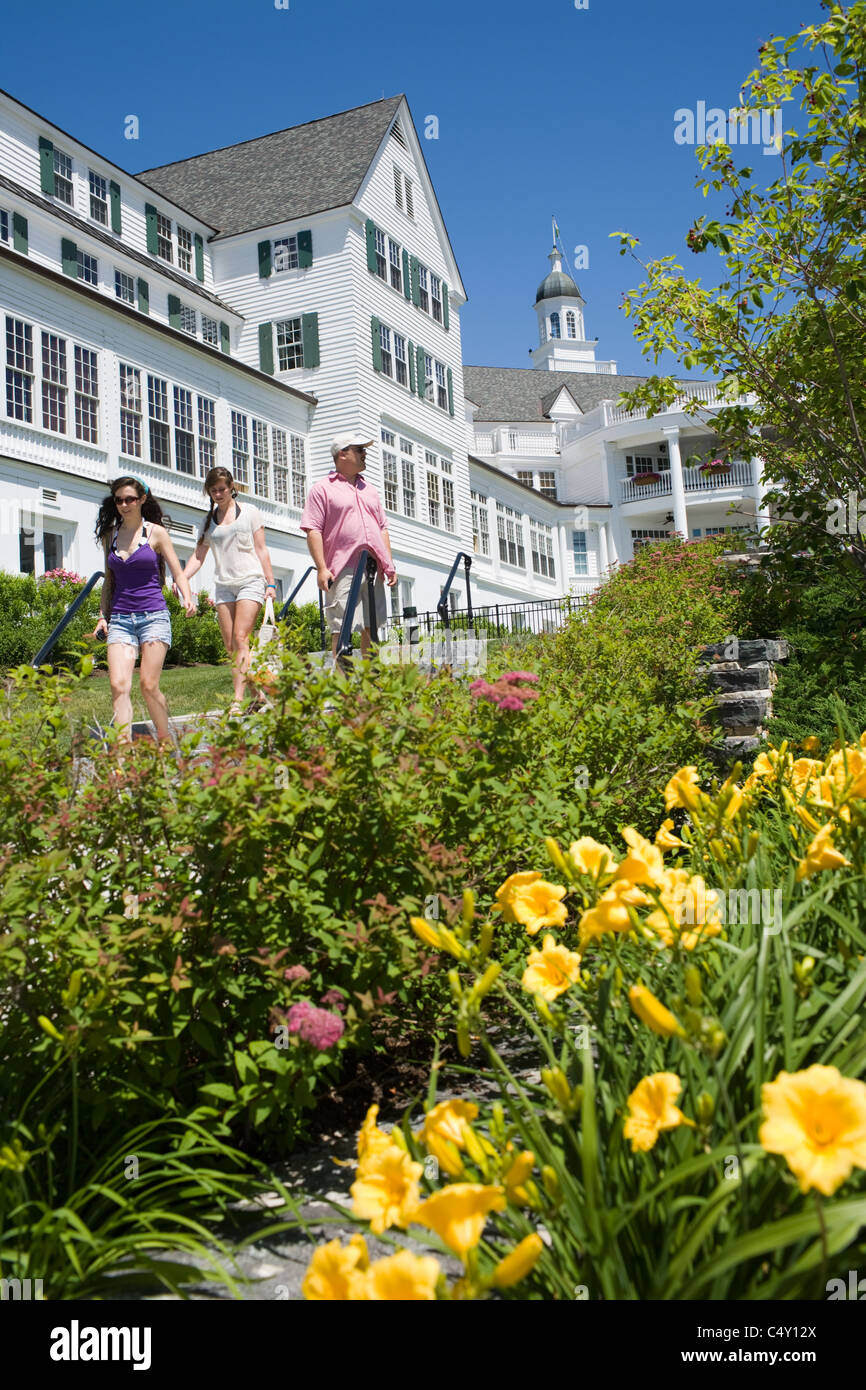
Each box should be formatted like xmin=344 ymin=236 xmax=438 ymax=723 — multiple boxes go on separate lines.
xmin=0 ymin=87 xmax=769 ymax=627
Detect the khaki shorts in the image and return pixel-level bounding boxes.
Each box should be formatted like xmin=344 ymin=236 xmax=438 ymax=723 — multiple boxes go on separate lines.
xmin=325 ymin=564 xmax=388 ymax=636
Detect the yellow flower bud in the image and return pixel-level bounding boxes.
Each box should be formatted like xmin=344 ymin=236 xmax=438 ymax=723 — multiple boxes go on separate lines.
xmin=491 ymin=1233 xmax=544 ymax=1288
xmin=37 ymin=1016 xmax=64 ymax=1042
xmin=457 ymin=1022 xmax=471 ymax=1058
xmin=471 ymin=962 xmax=501 ymax=1002
xmin=541 ymin=1165 xmax=561 ymax=1200
xmin=628 ymin=985 xmax=686 ymax=1039
xmin=544 ymin=837 xmax=571 ymax=879
xmin=541 ymin=1067 xmax=572 ymax=1108
xmin=745 ymin=830 xmax=760 ymax=859
xmin=684 ymin=966 xmax=702 ymax=1005
xmin=708 ymin=1027 xmax=727 ymax=1057
xmin=410 ymin=915 xmax=442 ymax=950
xmin=697 ymin=1091 xmax=715 ymax=1124
xmin=504 ymin=1150 xmax=535 ymax=1202
xmin=478 ymin=922 xmax=494 ymax=960
xmin=448 ymin=970 xmax=463 ymax=1000
xmin=62 ymin=970 xmax=83 ymax=1007
xmin=463 ymin=1125 xmax=492 ymax=1174
xmin=462 ymin=889 xmax=475 ymax=927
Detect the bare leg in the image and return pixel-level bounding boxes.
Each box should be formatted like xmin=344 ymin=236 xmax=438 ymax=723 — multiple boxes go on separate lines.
xmin=138 ymin=640 xmax=172 ymax=742
xmin=107 ymin=642 xmax=137 ymax=741
xmin=231 ymin=599 xmax=262 ymax=701
xmin=360 ymin=626 xmax=371 ymax=659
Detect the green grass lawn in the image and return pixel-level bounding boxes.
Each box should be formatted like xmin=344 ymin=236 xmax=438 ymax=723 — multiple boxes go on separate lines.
xmin=62 ymin=663 xmax=235 ymax=727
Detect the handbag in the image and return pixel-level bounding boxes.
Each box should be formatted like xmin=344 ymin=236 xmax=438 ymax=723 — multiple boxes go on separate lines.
xmin=252 ymin=595 xmax=283 ymax=695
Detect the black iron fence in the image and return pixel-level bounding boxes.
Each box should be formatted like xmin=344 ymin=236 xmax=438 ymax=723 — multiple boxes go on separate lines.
xmin=380 ymin=594 xmax=589 ymax=643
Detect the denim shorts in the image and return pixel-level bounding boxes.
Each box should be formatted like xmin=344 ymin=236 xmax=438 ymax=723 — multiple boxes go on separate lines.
xmin=107 ymin=608 xmax=172 ymax=653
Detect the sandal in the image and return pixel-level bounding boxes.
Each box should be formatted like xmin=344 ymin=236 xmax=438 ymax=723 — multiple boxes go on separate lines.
xmin=228 ymin=700 xmax=244 ymax=717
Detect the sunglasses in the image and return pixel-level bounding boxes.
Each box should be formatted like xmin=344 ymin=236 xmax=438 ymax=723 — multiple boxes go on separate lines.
xmin=114 ymin=495 xmax=140 ymax=505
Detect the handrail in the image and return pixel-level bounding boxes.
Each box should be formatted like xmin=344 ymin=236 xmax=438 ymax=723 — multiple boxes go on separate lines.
xmin=31 ymin=571 xmax=104 ymax=668
xmin=336 ymin=549 xmax=378 ymax=659
xmin=436 ymin=552 xmax=473 ymax=630
xmin=279 ymin=565 xmax=327 ymax=652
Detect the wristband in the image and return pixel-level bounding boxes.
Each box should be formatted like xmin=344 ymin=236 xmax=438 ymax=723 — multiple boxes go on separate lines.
xmin=266 ymin=583 xmax=276 ymax=591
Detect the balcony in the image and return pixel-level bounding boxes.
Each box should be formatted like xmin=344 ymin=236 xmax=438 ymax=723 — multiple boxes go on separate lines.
xmin=560 ymin=383 xmax=756 ymax=446
xmin=472 ymin=428 xmax=559 ymax=457
xmin=619 ymin=459 xmax=754 ymax=503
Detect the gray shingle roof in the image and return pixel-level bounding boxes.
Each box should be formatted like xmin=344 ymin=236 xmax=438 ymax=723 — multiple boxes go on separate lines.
xmin=463 ymin=365 xmax=697 ymax=422
xmin=136 ymin=97 xmax=404 ymax=239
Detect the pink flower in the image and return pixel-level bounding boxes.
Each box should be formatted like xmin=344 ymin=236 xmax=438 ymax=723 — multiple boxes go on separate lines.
xmin=320 ymin=989 xmax=346 ymax=1012
xmin=497 ymin=695 xmax=525 ymax=711
xmin=284 ymin=964 xmax=311 ymax=982
xmin=501 ymin=671 xmax=539 ymax=682
xmin=286 ymin=1001 xmax=345 ymax=1050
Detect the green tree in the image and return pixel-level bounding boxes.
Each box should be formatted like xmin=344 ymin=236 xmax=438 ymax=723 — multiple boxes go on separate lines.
xmin=612 ymin=1 xmax=866 ymax=579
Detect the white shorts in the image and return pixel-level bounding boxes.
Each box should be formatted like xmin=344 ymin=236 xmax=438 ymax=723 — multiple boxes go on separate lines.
xmin=214 ymin=574 xmax=266 ymax=606
xmin=325 ymin=564 xmax=387 ymax=636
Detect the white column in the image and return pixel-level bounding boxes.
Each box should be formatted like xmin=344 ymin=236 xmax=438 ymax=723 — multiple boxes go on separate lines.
xmin=598 ymin=520 xmax=610 ymax=575
xmin=663 ymin=427 xmax=688 ymax=539
xmin=753 ymin=457 xmax=772 ymax=535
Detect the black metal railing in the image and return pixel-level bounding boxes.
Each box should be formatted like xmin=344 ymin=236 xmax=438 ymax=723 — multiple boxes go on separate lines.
xmin=437 ymin=552 xmax=473 ymax=630
xmin=31 ymin=571 xmax=104 ymax=668
xmin=279 ymin=566 xmax=327 ymax=652
xmin=381 ymin=594 xmax=588 ymax=643
xmin=336 ymin=550 xmax=379 ymax=660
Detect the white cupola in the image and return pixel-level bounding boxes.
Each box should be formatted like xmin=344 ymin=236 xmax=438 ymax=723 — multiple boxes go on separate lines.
xmin=530 ymin=247 xmax=599 ymax=372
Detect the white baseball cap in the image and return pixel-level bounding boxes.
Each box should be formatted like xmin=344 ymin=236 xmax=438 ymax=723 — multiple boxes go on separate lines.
xmin=331 ymin=432 xmax=375 ymax=458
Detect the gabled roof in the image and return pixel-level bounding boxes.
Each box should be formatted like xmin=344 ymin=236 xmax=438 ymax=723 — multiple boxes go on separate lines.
xmin=540 ymin=383 xmax=581 ymax=417
xmin=136 ymin=97 xmax=405 ymax=239
xmin=463 ymin=365 xmax=693 ymax=423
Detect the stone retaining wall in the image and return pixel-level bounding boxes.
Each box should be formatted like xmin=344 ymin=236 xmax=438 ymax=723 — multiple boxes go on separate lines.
xmin=698 ymin=638 xmax=790 ymax=765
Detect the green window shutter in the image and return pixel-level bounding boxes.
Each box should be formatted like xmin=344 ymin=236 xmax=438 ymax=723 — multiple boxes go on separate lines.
xmin=442 ymin=281 xmax=450 ymax=331
xmin=168 ymin=294 xmax=181 ymax=329
xmin=109 ymin=181 xmax=122 ymax=235
xmin=365 ymin=219 xmax=378 ymax=274
xmin=415 ymin=344 xmax=425 ymax=398
xmin=257 ymin=239 xmax=272 ymax=279
xmin=370 ymin=316 xmax=382 ymax=372
xmin=137 ymin=277 xmax=149 ymax=314
xmin=301 ymin=312 xmax=320 ymax=368
xmin=220 ymin=322 xmax=230 ymax=354
xmin=12 ymin=212 xmax=28 ymax=254
xmin=61 ymin=238 xmax=78 ymax=278
xmin=410 ymin=256 xmax=420 ymax=307
xmin=297 ymin=229 xmax=313 ymax=268
xmin=408 ymin=339 xmax=416 ymax=393
xmin=258 ymin=322 xmax=275 ymax=375
xmin=39 ymin=137 xmax=54 ymax=195
xmin=402 ymin=248 xmax=411 ymax=301
xmin=447 ymin=367 xmax=454 ymax=417
xmin=145 ymin=203 xmax=159 ymax=255
xmin=194 ymin=233 xmax=204 ymax=281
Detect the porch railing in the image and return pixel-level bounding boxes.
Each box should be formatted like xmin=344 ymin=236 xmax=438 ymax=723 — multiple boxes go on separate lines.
xmin=381 ymin=594 xmax=588 ymax=642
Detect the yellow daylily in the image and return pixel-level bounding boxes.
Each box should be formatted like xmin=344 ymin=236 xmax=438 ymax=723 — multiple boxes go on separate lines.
xmin=655 ymin=818 xmax=686 ymax=852
xmin=578 ymin=880 xmax=648 ymax=946
xmin=302 ymin=1235 xmax=369 ymax=1300
xmin=420 ymin=1099 xmax=478 ymax=1178
xmin=663 ymin=766 xmax=702 ymax=813
xmin=365 ymin=1250 xmax=441 ymax=1300
xmin=794 ymin=823 xmax=851 ymax=881
xmin=351 ymin=1144 xmax=423 ymax=1234
xmin=494 ymin=872 xmax=568 ymax=935
xmin=760 ymin=1065 xmax=866 ymax=1196
xmin=414 ymin=1183 xmax=506 ymax=1259
xmin=521 ymin=934 xmax=583 ymax=1001
xmin=503 ymin=1150 xmax=535 ymax=1205
xmin=357 ymin=1103 xmax=393 ymax=1161
xmin=624 ymin=1072 xmax=689 ymax=1153
xmin=567 ymin=837 xmax=618 ymax=881
xmin=615 ymin=827 xmax=666 ymax=887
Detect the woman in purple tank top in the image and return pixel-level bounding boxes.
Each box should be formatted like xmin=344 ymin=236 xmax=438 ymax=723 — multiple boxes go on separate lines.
xmin=92 ymin=476 xmax=195 ymax=744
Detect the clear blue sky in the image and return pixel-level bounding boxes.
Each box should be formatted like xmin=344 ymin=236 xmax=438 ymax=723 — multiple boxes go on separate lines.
xmin=4 ymin=0 xmax=808 ymax=376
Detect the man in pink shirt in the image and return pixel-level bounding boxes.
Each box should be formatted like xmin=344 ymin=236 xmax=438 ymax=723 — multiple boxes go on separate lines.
xmin=300 ymin=431 xmax=398 ymax=658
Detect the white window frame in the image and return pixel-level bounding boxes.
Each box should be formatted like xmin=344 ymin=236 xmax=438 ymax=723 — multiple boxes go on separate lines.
xmin=179 ymin=303 xmax=197 ymax=336
xmin=156 ymin=212 xmax=173 ymax=263
xmin=77 ymin=250 xmax=98 ymax=287
xmin=173 ymin=385 xmax=196 ymax=476
xmin=572 ymin=529 xmax=588 ymax=575
xmin=231 ymin=409 xmax=249 ymax=489
xmin=198 ymin=395 xmax=217 ymax=475
xmin=388 ymin=237 xmax=402 ymax=292
xmin=177 ymin=225 xmax=193 ymax=274
xmin=114 ymin=269 xmax=135 ymax=304
xmin=374 ymin=227 xmax=387 ymax=280
xmin=252 ymin=418 xmax=270 ymax=498
xmin=530 ymin=519 xmax=556 ymax=579
xmin=119 ymin=362 xmax=142 ymax=457
xmin=496 ymin=502 xmax=526 ymax=569
xmin=74 ymin=344 xmax=99 ymax=444
xmin=147 ymin=374 xmax=171 ymax=468
xmin=274 ymin=235 xmax=299 ymax=272
xmin=41 ymin=331 xmax=67 ymax=434
xmin=471 ymin=490 xmax=490 ymax=556
xmin=275 ymin=317 xmax=304 ymax=371
xmin=201 ymin=315 xmax=219 ymax=347
xmin=88 ymin=170 xmax=108 ymax=225
xmin=53 ymin=148 xmax=74 ymax=207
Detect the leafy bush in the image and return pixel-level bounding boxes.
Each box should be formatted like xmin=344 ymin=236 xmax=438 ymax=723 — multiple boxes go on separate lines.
xmin=163 ymin=588 xmax=228 ymax=666
xmin=309 ymin=736 xmax=866 ymax=1299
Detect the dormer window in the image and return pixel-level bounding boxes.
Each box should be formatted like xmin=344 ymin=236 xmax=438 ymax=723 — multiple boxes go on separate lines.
xmin=156 ymin=212 xmax=173 ymax=262
xmin=177 ymin=226 xmax=193 ymax=273
xmin=566 ymin=310 xmax=576 ymax=338
xmin=53 ymin=149 xmax=74 ymax=207
xmin=550 ymin=312 xmax=561 ymax=339
xmin=88 ymin=171 xmax=108 ymax=225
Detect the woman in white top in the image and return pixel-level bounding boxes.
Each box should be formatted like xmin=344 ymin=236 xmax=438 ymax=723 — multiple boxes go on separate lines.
xmin=179 ymin=466 xmax=277 ymax=713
